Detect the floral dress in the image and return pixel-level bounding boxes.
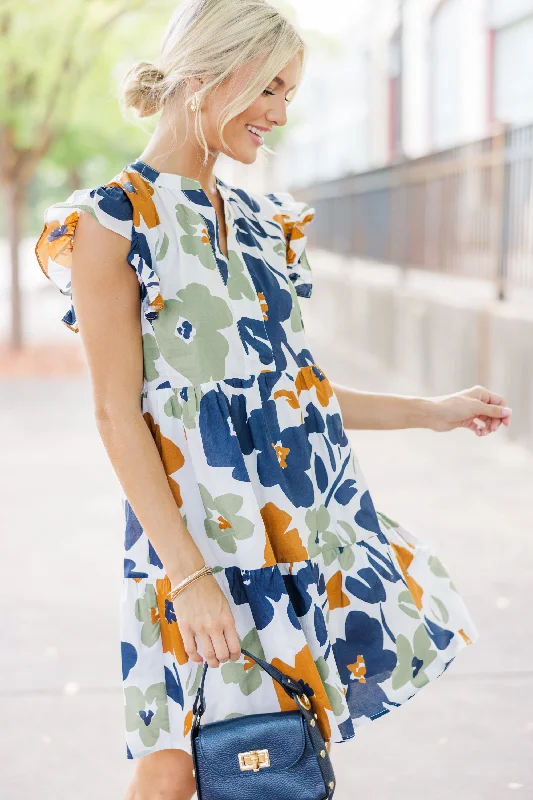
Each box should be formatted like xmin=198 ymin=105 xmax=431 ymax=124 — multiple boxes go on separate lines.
xmin=35 ymin=158 xmax=479 ymax=760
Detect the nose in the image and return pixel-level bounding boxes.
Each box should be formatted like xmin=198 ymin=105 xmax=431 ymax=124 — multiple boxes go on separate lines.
xmin=266 ymin=94 xmax=288 ymax=128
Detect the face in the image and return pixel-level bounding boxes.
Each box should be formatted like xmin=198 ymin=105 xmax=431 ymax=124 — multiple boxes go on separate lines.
xmin=198 ymin=53 xmax=302 ymax=164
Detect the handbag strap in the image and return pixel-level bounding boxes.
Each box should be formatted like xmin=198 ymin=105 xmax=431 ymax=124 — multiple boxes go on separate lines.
xmin=192 ymin=646 xmax=311 ymax=719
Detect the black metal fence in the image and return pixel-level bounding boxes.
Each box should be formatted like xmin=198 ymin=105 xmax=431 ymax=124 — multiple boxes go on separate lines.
xmin=294 ymin=122 xmax=533 ymax=299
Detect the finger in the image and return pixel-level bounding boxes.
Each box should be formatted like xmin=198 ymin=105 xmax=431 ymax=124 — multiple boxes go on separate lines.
xmin=469 ymin=416 xmax=486 ymax=432
xmin=472 ymin=386 xmax=508 ymax=407
xmin=224 ymin=625 xmax=242 ymax=661
xmin=485 ymin=390 xmax=508 ymax=408
xmin=474 ymin=401 xmax=512 ymax=420
xmin=197 ymin=630 xmax=220 ymax=668
xmin=479 ymin=415 xmax=501 ymax=434
xmin=181 ymin=626 xmax=203 ymax=663
xmin=209 ymin=628 xmax=230 ymax=664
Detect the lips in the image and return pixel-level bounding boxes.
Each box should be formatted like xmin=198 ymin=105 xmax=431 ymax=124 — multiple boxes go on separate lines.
xmin=245 ymin=124 xmax=269 ymax=146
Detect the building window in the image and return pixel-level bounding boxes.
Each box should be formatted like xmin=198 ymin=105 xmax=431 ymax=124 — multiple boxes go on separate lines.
xmin=430 ymin=0 xmax=463 ymax=149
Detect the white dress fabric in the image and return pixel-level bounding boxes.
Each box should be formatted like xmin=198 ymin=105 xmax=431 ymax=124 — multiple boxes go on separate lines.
xmin=35 ymin=158 xmax=480 ymax=760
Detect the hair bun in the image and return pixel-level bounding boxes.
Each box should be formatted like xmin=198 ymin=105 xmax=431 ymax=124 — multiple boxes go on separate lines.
xmin=121 ymin=61 xmax=165 ymax=118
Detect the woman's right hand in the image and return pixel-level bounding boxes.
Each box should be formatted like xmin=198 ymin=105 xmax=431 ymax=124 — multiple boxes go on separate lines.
xmin=170 ymin=572 xmax=242 ymax=668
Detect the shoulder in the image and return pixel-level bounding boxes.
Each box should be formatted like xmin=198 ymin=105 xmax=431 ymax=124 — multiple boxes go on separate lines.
xmin=35 ymin=169 xmax=134 ymax=305
xmin=34 ymin=164 xmax=164 ymax=332
xmin=37 ymin=172 xmax=135 ymax=255
xmin=226 ymin=183 xmax=314 ymax=227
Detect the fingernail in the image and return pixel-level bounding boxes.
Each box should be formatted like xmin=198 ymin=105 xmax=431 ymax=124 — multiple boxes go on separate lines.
xmin=502 ymin=407 xmax=512 ymax=416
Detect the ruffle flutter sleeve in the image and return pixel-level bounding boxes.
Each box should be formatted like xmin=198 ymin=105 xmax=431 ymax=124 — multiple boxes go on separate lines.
xmin=266 ymin=191 xmax=315 ymax=298
xmin=35 ymin=171 xmax=164 ymax=333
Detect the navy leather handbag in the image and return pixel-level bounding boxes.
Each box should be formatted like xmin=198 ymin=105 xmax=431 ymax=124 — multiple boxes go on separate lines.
xmin=190 ymin=647 xmax=336 ymax=800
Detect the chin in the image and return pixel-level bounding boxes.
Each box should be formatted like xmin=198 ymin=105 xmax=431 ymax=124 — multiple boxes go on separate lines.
xmin=223 ymin=143 xmax=259 ymax=166
xmin=239 ymin=150 xmax=259 ymax=165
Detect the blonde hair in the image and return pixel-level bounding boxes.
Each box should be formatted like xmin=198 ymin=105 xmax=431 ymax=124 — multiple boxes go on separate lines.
xmin=120 ymin=0 xmax=306 ymax=162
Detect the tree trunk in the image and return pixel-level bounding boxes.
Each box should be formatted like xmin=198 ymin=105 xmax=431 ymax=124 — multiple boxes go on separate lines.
xmin=5 ymin=180 xmax=26 ymax=350
xmin=69 ymin=166 xmax=82 ymax=192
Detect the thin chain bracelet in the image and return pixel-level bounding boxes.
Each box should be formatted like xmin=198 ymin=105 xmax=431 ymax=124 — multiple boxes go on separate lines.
xmin=168 ymin=565 xmax=213 ymax=602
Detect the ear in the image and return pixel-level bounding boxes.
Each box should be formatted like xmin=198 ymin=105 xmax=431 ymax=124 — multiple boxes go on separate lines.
xmin=187 ymin=76 xmax=204 ymax=94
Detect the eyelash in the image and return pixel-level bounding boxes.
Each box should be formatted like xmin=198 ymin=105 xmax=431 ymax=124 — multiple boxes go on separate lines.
xmin=263 ymin=89 xmax=291 ymax=104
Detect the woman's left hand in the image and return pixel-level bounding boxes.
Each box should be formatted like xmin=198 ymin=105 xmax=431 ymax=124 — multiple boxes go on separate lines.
xmin=427 ymin=385 xmax=512 ymax=435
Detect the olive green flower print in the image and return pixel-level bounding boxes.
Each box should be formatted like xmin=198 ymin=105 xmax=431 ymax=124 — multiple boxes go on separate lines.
xmin=199 ymin=484 xmax=254 ymax=554
xmin=156 ymin=232 xmax=169 ymax=261
xmin=305 ymin=505 xmax=355 ymax=569
xmin=315 ymin=655 xmax=345 ymax=716
xmin=429 ymin=554 xmax=458 ymax=592
xmin=163 ymin=388 xmax=200 ymax=429
xmin=221 ymin=627 xmax=265 ymax=696
xmin=142 ymin=333 xmax=160 ymax=382
xmin=391 ymin=624 xmax=438 ymax=690
xmin=226 ymin=250 xmax=255 ymax=301
xmin=376 ymin=511 xmax=400 ymax=529
xmin=152 ymin=283 xmax=233 ymax=384
xmin=306 ymin=505 xmax=336 ymax=557
xmin=175 ymin=203 xmax=217 ymax=270
xmin=124 ymin=682 xmax=170 ymax=748
xmin=134 ymin=583 xmax=160 ymax=647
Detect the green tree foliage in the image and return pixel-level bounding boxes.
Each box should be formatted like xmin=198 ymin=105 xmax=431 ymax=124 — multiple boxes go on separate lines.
xmin=0 ymin=0 xmax=176 ymax=347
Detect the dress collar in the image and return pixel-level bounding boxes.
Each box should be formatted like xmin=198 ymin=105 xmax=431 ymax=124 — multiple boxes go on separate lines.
xmin=126 ymin=158 xmax=230 ymax=195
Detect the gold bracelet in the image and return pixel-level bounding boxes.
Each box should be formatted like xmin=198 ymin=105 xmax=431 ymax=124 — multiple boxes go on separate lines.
xmin=169 ymin=565 xmax=212 ymax=599
xmin=168 ymin=565 xmax=213 ymax=602
xmin=170 ymin=571 xmax=210 ymax=600
xmin=170 ymin=569 xmax=212 ymax=601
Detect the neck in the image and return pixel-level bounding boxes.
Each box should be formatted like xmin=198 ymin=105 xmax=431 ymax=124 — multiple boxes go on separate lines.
xmin=138 ymin=101 xmax=219 ymax=194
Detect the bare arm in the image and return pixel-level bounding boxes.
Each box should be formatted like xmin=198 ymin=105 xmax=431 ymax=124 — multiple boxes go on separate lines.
xmin=331 ymin=381 xmax=512 ymax=434
xmin=331 ymin=382 xmax=433 ymax=430
xmin=70 ymin=211 xmax=241 ymax=667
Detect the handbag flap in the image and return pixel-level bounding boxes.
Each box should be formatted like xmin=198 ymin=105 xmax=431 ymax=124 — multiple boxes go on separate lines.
xmin=196 ymin=710 xmax=307 ymax=776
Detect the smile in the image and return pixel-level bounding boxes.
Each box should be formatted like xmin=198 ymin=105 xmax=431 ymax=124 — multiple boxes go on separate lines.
xmin=246 ymin=125 xmax=266 ymax=146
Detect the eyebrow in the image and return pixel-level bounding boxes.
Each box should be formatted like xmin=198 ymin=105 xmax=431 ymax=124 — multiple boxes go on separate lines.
xmin=272 ymin=76 xmax=296 ymax=92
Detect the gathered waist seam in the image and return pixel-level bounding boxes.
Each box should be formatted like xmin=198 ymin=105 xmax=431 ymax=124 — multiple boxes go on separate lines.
xmin=140 ymin=366 xmax=307 ymax=395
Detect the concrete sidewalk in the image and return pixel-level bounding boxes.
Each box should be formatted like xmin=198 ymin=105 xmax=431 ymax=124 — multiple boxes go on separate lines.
xmin=1 ymin=279 xmax=532 ymax=799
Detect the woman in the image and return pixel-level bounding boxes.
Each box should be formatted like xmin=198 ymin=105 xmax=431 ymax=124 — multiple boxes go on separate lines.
xmin=35 ymin=0 xmax=511 ymax=797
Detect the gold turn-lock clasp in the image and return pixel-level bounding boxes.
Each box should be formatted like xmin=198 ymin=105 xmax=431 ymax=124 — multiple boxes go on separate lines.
xmin=238 ymin=748 xmax=271 ymax=772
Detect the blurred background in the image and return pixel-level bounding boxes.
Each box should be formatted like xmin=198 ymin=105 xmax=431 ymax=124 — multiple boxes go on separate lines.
xmin=1 ymin=1 xmax=532 ymax=798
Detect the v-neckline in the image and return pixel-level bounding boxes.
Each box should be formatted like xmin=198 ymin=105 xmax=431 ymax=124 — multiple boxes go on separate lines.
xmin=128 ymin=158 xmax=230 ymax=262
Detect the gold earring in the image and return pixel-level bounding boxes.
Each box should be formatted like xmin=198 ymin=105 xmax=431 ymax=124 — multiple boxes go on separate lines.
xmin=189 ymin=93 xmax=198 ymax=112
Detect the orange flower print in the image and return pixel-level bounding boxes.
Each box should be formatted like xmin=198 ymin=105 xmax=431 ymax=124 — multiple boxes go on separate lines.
xmin=155 ymin=577 xmax=189 ymax=665
xmin=183 ymin=709 xmax=194 ymax=736
xmin=273 ymin=389 xmax=300 ymax=409
xmin=325 ymin=570 xmax=351 ymax=610
xmin=35 ymin=211 xmax=80 ymax=274
xmin=107 ymin=169 xmax=160 ymax=229
xmin=458 ymin=629 xmax=473 ymax=645
xmin=347 ymin=654 xmax=367 ymax=684
xmin=295 ymin=365 xmax=333 ymax=408
xmin=271 ymin=645 xmax=332 ymax=742
xmin=273 ymin=209 xmax=315 ymax=265
xmin=257 ymin=291 xmax=268 ymax=320
xmin=261 ymin=502 xmax=308 ymax=566
xmin=391 ymin=543 xmax=424 ymax=610
xmin=201 ymin=227 xmax=210 ymax=244
xmin=148 ymin=293 xmax=165 ymax=313
xmin=143 ymin=412 xmax=185 ymax=507
xmin=243 ymin=652 xmax=256 ymax=671
xmin=272 ymin=441 xmax=290 ymax=468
